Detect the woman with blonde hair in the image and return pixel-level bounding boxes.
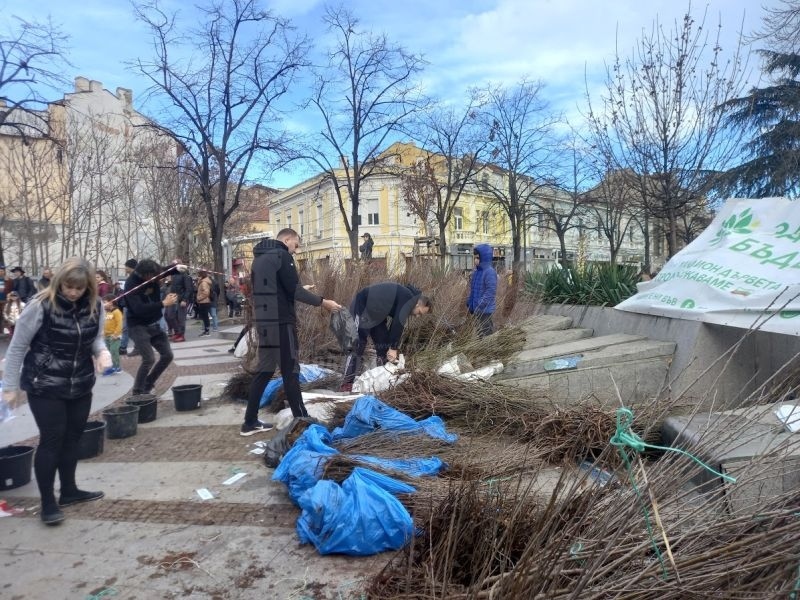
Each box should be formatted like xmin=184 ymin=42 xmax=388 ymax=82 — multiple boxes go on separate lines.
xmin=1 ymin=257 xmax=112 ymax=526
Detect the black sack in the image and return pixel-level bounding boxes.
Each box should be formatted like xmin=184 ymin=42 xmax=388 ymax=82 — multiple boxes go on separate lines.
xmin=329 ymin=309 xmax=358 ymax=352
xmin=263 ymin=417 xmax=318 ymax=468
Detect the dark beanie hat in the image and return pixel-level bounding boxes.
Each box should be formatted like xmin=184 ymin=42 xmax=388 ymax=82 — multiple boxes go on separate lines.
xmin=125 ymin=258 xmax=138 ymax=269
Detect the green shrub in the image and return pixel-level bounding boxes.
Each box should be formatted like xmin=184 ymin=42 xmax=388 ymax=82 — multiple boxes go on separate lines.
xmin=523 ymin=263 xmax=640 ymax=306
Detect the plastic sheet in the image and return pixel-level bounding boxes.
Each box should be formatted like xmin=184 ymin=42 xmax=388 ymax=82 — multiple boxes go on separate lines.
xmin=259 ymin=364 xmax=335 ymax=408
xmin=271 ymin=424 xmax=338 ymax=503
xmin=296 ymin=467 xmax=415 ymax=555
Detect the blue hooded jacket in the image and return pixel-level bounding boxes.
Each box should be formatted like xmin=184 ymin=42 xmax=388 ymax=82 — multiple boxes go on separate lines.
xmin=467 ymin=244 xmax=497 ymax=315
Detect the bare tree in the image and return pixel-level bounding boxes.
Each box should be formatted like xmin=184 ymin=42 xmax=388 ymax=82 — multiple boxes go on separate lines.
xmin=304 ymin=6 xmax=425 ymax=259
xmin=586 ymin=9 xmax=748 ymax=259
xmin=132 ymin=0 xmax=308 ymax=276
xmin=414 ymin=92 xmax=489 ymax=267
xmin=480 ymin=79 xmax=559 ymax=272
xmin=399 ymin=158 xmax=438 ymax=236
xmin=585 ymin=168 xmax=641 ymax=265
xmin=0 ymin=16 xmax=68 ymax=265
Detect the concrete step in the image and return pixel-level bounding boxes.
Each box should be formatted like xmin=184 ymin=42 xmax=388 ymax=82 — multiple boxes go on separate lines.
xmin=497 ymin=337 xmax=676 ymax=406
xmin=522 ymin=327 xmax=593 ymax=350
xmin=507 ymin=333 xmax=647 ymax=371
xmin=516 ymin=314 xmax=574 ymax=333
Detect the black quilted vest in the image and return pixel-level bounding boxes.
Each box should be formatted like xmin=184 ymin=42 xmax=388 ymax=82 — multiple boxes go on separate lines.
xmin=21 ymin=294 xmax=101 ymax=399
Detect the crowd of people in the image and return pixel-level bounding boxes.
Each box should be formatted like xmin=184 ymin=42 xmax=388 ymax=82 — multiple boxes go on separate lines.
xmin=0 ymin=236 xmax=502 ymax=525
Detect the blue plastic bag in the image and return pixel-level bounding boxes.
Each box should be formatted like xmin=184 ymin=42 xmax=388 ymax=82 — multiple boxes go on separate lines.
xmin=272 ymin=424 xmax=338 ymax=503
xmin=296 ymin=467 xmax=415 ymax=555
xmin=331 ymin=395 xmax=458 ymax=443
xmin=260 ymin=364 xmax=334 ymax=408
xmin=353 ymin=455 xmax=445 ymax=477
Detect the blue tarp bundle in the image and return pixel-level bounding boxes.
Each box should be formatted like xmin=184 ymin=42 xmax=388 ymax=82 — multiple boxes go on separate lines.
xmin=259 ymin=364 xmax=333 ymax=408
xmin=271 ymin=395 xmax=457 ymax=555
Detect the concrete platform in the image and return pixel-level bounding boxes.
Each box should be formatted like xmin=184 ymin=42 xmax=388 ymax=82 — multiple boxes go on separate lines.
xmin=661 ymin=404 xmax=800 ymax=513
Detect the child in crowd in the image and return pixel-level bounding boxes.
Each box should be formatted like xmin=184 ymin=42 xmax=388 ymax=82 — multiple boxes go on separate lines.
xmin=103 ymin=294 xmax=123 ymax=375
xmin=3 ymin=291 xmax=25 ymax=338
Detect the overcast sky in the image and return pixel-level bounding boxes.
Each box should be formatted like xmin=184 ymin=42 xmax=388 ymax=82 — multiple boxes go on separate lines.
xmin=3 ymin=0 xmax=771 ymax=187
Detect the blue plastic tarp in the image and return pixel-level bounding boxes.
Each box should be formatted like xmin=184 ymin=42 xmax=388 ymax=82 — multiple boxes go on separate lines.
xmin=272 ymin=424 xmax=338 ymax=503
xmin=296 ymin=467 xmax=416 ymax=555
xmin=331 ymin=395 xmax=458 ymax=443
xmin=260 ymin=364 xmax=333 ymax=408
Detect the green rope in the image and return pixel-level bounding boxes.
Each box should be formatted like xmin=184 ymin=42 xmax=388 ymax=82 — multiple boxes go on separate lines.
xmin=610 ymin=407 xmax=736 ymax=484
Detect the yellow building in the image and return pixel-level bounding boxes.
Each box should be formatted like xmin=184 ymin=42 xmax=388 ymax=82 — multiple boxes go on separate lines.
xmin=266 ymin=142 xmax=512 ymax=274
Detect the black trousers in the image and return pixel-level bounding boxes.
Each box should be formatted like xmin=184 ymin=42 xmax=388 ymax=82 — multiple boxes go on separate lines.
xmin=245 ymin=323 xmax=307 ymax=422
xmin=342 ymin=318 xmax=391 ymax=386
xmin=27 ymin=391 xmax=93 ymax=508
xmin=196 ymin=303 xmax=211 ymax=332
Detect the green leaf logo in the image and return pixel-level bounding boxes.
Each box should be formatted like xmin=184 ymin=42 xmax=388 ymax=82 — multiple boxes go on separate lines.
xmin=680 ymin=299 xmax=696 ymax=309
xmin=710 ymin=208 xmax=757 ymax=246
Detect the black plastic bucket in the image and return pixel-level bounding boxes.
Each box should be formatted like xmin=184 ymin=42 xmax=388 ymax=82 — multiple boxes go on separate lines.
xmin=77 ymin=420 xmax=106 ymax=460
xmin=103 ymin=405 xmax=139 ymax=439
xmin=172 ymin=384 xmax=202 ymax=411
xmin=0 ymin=445 xmax=34 ymax=490
xmin=126 ymin=394 xmax=158 ymax=423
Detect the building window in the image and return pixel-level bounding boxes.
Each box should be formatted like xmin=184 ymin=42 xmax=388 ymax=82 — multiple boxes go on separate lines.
xmin=454 ymin=207 xmax=463 ymax=230
xmin=298 ymin=210 xmax=304 ymax=236
xmin=316 ymin=204 xmax=323 ymax=236
xmin=364 ymin=198 xmax=379 ymax=225
xmin=537 ymin=213 xmax=546 ymax=231
xmin=286 ymin=214 xmax=292 ymax=230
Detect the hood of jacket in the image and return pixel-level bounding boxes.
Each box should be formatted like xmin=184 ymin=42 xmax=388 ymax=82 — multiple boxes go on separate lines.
xmin=253 ymin=238 xmax=283 ymax=256
xmin=474 ymin=244 xmax=493 ymax=268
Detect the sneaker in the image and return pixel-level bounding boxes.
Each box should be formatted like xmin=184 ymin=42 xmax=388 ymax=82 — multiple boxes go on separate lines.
xmin=199 ymin=330 xmax=210 ymax=337
xmin=339 ymin=383 xmax=353 ymax=393
xmin=114 ymin=367 xmax=123 ymax=373
xmin=41 ymin=505 xmax=65 ymax=526
xmin=227 ymin=347 xmax=235 ymax=354
xmin=59 ymin=489 xmax=104 ymax=507
xmin=128 ymin=349 xmax=141 ymax=357
xmin=102 ymin=367 xmax=116 ymax=377
xmin=172 ymin=334 xmax=185 ymax=342
xmin=119 ymin=348 xmax=127 ymax=356
xmin=240 ymin=420 xmax=273 ymax=436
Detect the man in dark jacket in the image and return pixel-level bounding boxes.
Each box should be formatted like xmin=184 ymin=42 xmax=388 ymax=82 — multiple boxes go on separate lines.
xmin=242 ymin=229 xmax=341 ymax=436
xmin=10 ymin=266 xmax=36 ymax=302
xmin=165 ymin=258 xmax=194 ymax=342
xmin=340 ymin=282 xmax=432 ymax=392
xmin=466 ymin=244 xmax=498 ymax=338
xmin=124 ymin=259 xmax=178 ymax=395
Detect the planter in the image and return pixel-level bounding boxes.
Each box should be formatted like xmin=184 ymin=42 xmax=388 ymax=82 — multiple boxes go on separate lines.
xmin=126 ymin=394 xmax=158 ymax=423
xmin=77 ymin=420 xmax=106 ymax=460
xmin=103 ymin=405 xmax=139 ymax=439
xmin=172 ymin=384 xmax=202 ymax=411
xmin=0 ymin=445 xmax=34 ymax=490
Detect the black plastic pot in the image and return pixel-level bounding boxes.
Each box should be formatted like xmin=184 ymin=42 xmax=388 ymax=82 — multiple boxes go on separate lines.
xmin=126 ymin=394 xmax=158 ymax=423
xmin=0 ymin=445 xmax=34 ymax=490
xmin=77 ymin=420 xmax=106 ymax=460
xmin=172 ymin=384 xmax=202 ymax=411
xmin=103 ymin=405 xmax=139 ymax=439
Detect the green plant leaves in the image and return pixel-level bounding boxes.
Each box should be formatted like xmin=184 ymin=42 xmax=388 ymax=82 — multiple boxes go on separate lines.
xmin=524 ymin=263 xmax=640 ymax=306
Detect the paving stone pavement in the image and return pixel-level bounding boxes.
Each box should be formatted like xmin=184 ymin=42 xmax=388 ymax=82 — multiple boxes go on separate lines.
xmin=0 ymin=327 xmax=382 ymax=599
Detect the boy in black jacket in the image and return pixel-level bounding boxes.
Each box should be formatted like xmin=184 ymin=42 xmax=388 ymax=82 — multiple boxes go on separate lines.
xmin=125 ymin=259 xmax=179 ymax=395
xmin=340 ymin=282 xmax=432 ymax=391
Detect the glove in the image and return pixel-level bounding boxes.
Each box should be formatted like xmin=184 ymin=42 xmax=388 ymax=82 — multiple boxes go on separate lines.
xmin=2 ymin=389 xmax=18 ymax=410
xmin=96 ymin=349 xmax=113 ymax=372
xmin=175 ymin=264 xmax=189 ymax=273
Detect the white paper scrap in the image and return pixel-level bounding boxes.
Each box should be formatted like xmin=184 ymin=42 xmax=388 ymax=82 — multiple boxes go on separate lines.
xmin=222 ymin=472 xmax=248 ymax=485
xmin=249 ymin=447 xmax=265 ymax=455
xmin=196 ymin=488 xmax=214 ymax=500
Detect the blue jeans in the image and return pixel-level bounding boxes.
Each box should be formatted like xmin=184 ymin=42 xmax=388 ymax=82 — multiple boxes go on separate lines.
xmin=120 ymin=308 xmax=129 ymax=350
xmin=210 ymin=305 xmax=218 ymax=330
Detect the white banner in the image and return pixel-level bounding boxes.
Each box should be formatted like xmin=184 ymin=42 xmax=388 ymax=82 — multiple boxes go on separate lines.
xmin=615 ymin=198 xmax=800 ymax=335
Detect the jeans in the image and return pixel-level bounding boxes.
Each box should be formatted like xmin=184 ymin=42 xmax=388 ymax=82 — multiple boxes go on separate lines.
xmin=165 ymin=304 xmax=188 ymax=335
xmin=128 ymin=322 xmax=174 ymax=394
xmin=120 ymin=308 xmax=129 ymax=350
xmin=210 ymin=305 xmax=218 ymax=330
xmin=27 ymin=391 xmax=92 ymax=508
xmin=196 ymin=303 xmax=211 ymax=333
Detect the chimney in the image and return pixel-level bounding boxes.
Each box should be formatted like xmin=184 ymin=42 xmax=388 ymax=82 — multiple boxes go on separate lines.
xmin=116 ymin=87 xmax=133 ymax=108
xmin=89 ymin=80 xmax=103 ymax=92
xmin=74 ymin=76 xmax=90 ymax=92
